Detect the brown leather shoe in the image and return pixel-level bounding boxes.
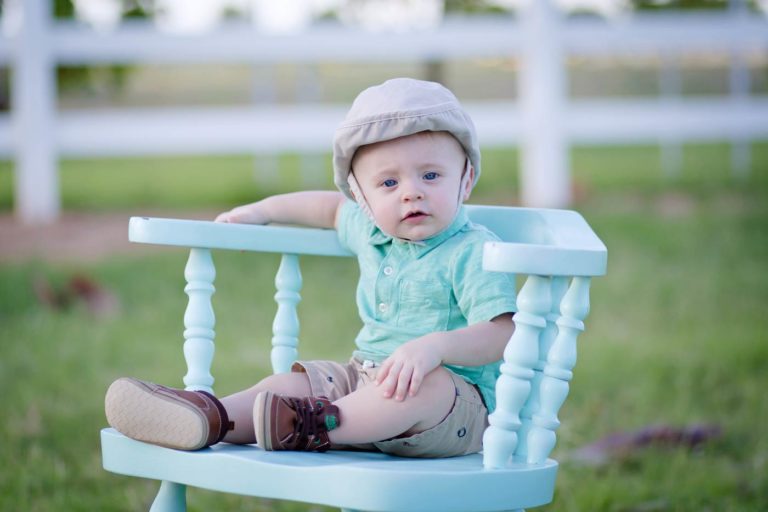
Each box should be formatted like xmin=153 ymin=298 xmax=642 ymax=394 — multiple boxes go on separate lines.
xmin=253 ymin=391 xmax=340 ymax=452
xmin=105 ymin=377 xmax=233 ymax=450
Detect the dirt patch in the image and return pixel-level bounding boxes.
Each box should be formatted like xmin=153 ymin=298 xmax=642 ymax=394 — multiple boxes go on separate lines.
xmin=656 ymin=192 xmax=696 ymax=219
xmin=0 ymin=209 xmax=219 ymax=265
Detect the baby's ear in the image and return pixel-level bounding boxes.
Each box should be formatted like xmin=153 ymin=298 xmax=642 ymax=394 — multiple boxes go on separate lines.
xmin=346 ymin=172 xmax=362 ymax=202
xmin=462 ymin=165 xmax=475 ymax=201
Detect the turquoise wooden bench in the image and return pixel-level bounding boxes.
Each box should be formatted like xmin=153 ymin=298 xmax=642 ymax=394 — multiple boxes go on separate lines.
xmin=100 ymin=204 xmax=607 ymax=512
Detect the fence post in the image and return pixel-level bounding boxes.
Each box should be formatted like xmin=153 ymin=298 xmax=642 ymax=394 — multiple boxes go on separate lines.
xmin=659 ymin=54 xmax=683 ymax=180
xmin=11 ymin=0 xmax=59 ymax=224
xmin=729 ymin=0 xmax=751 ymax=179
xmin=518 ymin=0 xmax=570 ymax=208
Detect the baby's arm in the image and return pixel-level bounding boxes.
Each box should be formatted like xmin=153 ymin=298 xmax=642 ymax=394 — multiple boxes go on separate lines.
xmin=216 ymin=191 xmax=345 ymax=229
xmin=375 ymin=313 xmax=515 ymax=401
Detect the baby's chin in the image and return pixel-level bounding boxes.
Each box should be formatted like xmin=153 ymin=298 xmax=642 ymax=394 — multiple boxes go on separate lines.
xmin=396 ymin=223 xmax=448 ymax=242
xmin=373 ymin=214 xmax=451 ymax=242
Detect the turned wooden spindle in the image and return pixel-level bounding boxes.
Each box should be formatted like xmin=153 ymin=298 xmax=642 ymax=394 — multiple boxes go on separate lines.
xmin=515 ymin=276 xmax=568 ymax=460
xmin=526 ymin=276 xmax=591 ymax=463
xmin=483 ymin=274 xmax=551 ymax=469
xmin=182 ymin=248 xmax=216 ymax=393
xmin=271 ymin=254 xmax=302 ymax=374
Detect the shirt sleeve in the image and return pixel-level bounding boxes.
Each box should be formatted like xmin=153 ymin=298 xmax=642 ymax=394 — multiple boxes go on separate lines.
xmin=336 ymin=200 xmax=372 ymax=255
xmin=450 ymin=230 xmax=517 ymax=325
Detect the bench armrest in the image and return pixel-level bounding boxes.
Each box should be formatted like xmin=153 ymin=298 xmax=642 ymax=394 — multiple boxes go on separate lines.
xmin=129 ymin=217 xmax=352 ymax=257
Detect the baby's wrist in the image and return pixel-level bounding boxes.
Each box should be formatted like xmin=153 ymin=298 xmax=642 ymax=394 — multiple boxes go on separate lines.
xmin=422 ymin=332 xmax=446 ymax=364
xmin=255 ymin=197 xmax=276 ymax=224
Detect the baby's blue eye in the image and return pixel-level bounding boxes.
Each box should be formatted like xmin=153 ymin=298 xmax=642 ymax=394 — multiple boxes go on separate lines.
xmin=382 ymin=179 xmax=398 ymax=188
xmin=423 ymin=171 xmax=439 ymax=181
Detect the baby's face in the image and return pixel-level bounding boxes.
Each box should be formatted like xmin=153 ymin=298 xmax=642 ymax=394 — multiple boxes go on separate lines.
xmin=351 ymin=131 xmax=472 ymax=241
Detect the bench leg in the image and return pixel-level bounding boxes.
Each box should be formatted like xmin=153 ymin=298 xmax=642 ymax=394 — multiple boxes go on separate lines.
xmin=340 ymin=509 xmax=525 ymax=511
xmin=150 ymin=481 xmax=186 ymax=512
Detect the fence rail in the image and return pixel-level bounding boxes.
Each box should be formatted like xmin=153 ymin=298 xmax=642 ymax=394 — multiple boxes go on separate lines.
xmin=2 ymin=1 xmax=767 ymax=223
xmin=3 ymin=13 xmax=767 ymax=65
xmin=2 ymin=97 xmax=767 ymax=158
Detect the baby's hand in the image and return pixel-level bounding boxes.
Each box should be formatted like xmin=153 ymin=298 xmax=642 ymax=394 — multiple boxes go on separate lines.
xmin=215 ymin=204 xmax=269 ymax=224
xmin=375 ymin=336 xmax=442 ymax=401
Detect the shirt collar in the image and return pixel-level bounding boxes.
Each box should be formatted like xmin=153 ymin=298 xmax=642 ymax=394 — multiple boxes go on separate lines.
xmin=368 ymin=206 xmax=469 ymax=259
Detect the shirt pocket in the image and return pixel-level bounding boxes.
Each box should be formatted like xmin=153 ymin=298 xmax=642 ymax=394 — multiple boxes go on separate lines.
xmin=396 ymin=279 xmax=450 ymax=331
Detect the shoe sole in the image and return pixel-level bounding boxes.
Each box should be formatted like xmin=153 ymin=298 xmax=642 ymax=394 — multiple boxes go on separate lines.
xmin=253 ymin=390 xmax=275 ymax=451
xmin=105 ymin=377 xmax=209 ymax=450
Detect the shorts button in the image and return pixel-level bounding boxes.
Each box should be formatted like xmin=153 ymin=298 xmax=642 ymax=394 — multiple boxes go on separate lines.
xmin=383 ymin=266 xmax=393 ymax=276
xmin=378 ymin=302 xmax=389 ymax=313
xmin=457 ymin=427 xmax=467 ymax=438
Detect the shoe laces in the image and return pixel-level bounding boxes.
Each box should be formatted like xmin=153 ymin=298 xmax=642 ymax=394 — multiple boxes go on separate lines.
xmin=290 ymin=397 xmax=337 ymax=449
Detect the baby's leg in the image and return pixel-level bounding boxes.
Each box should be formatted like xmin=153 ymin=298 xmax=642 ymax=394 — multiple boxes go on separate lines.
xmin=328 ymin=366 xmax=455 ymax=445
xmin=220 ymin=372 xmax=310 ymax=444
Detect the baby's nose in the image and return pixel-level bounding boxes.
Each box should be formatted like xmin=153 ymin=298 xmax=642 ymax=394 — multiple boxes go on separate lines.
xmin=401 ymin=182 xmax=424 ymax=201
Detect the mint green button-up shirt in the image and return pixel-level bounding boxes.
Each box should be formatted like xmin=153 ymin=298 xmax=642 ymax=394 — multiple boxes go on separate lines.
xmin=337 ymin=200 xmax=517 ymax=412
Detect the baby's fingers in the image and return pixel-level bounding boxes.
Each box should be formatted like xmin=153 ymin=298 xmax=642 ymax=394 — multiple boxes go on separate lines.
xmin=380 ymin=360 xmax=403 ymax=398
xmin=408 ymin=370 xmax=424 ymax=397
xmin=394 ymin=365 xmax=414 ymax=401
xmin=375 ymin=359 xmax=393 ymax=386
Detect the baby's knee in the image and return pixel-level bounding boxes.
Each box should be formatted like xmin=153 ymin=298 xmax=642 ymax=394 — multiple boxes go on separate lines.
xmin=414 ymin=366 xmax=456 ymax=405
xmin=255 ymin=372 xmax=311 ymax=396
xmin=422 ymin=366 xmax=454 ymax=391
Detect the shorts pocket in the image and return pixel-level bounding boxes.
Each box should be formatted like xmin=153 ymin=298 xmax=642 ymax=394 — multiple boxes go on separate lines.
xmin=374 ymin=392 xmax=487 ymax=458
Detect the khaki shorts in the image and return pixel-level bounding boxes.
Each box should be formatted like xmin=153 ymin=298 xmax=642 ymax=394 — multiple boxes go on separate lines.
xmin=291 ymin=358 xmax=488 ymax=458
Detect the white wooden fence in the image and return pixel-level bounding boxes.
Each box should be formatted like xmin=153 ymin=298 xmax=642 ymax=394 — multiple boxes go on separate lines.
xmin=1 ymin=0 xmax=767 ymax=223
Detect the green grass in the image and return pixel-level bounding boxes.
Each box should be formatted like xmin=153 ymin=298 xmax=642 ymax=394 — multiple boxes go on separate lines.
xmin=1 ymin=142 xmax=767 ymax=510
xmin=2 ymin=141 xmax=765 ymax=211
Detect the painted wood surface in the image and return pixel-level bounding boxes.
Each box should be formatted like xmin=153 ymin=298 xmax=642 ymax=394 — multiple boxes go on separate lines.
xmin=182 ymin=248 xmax=216 ymax=393
xmin=483 ymin=275 xmax=550 ymax=469
xmin=526 ymin=277 xmax=591 ymax=464
xmin=102 ymin=429 xmax=557 ymax=512
xmin=104 ymin=204 xmax=607 ymax=511
xmin=271 ymin=254 xmax=302 ymax=374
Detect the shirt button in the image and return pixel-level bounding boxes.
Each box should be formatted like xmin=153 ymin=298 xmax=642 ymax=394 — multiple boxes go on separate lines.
xmin=378 ymin=302 xmax=389 ymax=313
xmin=383 ymin=266 xmax=393 ymax=276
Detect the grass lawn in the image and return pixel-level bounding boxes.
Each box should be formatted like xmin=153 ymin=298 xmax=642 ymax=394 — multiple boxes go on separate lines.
xmin=1 ymin=142 xmax=767 ymax=511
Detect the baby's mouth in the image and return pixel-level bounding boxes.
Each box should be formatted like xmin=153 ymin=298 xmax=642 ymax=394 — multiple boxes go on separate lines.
xmin=402 ymin=210 xmax=428 ymax=223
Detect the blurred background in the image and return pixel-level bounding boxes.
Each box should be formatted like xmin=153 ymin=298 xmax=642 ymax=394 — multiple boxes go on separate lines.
xmin=0 ymin=0 xmax=766 ymax=510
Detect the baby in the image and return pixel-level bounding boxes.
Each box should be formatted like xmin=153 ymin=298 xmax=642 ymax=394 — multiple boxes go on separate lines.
xmin=105 ymin=78 xmax=517 ymax=458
